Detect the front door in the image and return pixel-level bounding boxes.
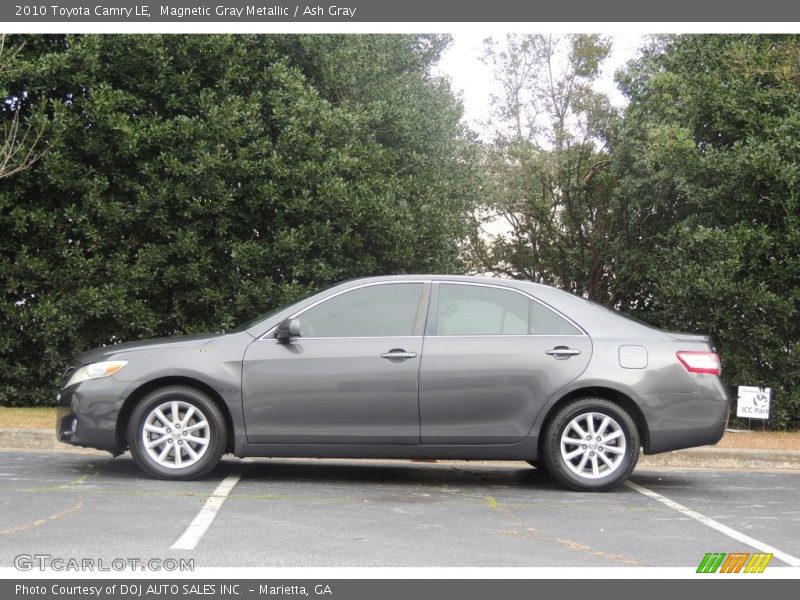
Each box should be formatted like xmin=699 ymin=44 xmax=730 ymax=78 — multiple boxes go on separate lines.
xmin=242 ymin=282 xmax=429 ymax=444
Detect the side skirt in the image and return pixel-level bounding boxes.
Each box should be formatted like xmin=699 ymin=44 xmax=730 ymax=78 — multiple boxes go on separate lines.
xmin=234 ymin=436 xmax=539 ymax=461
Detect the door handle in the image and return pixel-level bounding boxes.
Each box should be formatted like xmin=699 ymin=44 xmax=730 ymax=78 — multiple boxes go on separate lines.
xmin=380 ymin=349 xmax=417 ymax=360
xmin=545 ymin=346 xmax=581 ymax=359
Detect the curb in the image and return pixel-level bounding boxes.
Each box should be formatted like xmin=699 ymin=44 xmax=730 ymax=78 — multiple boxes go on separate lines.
xmin=1 ymin=428 xmax=799 ymax=469
xmin=0 ymin=428 xmax=97 ymax=453
xmin=638 ymin=447 xmax=800 ymax=470
xmin=0 ymin=428 xmax=60 ymax=451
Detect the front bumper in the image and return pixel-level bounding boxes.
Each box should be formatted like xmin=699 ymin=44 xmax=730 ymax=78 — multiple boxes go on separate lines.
xmin=56 ymin=376 xmax=138 ymax=454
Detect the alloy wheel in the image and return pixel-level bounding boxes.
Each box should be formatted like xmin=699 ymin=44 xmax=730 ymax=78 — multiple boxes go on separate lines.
xmin=141 ymin=400 xmax=211 ymax=469
xmin=559 ymin=411 xmax=627 ymax=479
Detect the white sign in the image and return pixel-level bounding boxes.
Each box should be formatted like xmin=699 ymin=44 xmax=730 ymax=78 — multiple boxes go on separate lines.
xmin=736 ymin=386 xmax=771 ymax=419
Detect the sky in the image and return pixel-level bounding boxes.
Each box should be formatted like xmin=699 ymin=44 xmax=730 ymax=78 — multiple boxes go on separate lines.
xmin=433 ymin=33 xmax=647 ymax=139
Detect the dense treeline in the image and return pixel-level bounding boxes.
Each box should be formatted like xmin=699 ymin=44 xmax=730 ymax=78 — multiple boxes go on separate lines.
xmin=470 ymin=34 xmax=799 ymax=427
xmin=0 ymin=34 xmax=479 ymax=405
xmin=614 ymin=35 xmax=800 ymax=427
xmin=1 ymin=34 xmax=797 ymax=428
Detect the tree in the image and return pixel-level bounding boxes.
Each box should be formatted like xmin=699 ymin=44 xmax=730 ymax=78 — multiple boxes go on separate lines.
xmin=615 ymin=35 xmax=800 ymax=427
xmin=0 ymin=34 xmax=57 ymax=180
xmin=468 ymin=34 xmax=625 ymax=303
xmin=0 ymin=34 xmax=479 ymax=406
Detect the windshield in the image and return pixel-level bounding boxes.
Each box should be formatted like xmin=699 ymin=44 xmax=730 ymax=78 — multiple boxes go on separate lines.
xmin=227 ymin=306 xmax=285 ymax=333
xmin=226 ymin=287 xmax=324 ymax=334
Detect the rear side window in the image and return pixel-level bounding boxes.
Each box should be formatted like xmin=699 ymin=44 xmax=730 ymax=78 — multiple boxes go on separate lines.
xmin=530 ymin=300 xmax=581 ymax=335
xmin=297 ymin=283 xmax=423 ymax=338
xmin=435 ymin=284 xmax=529 ymax=335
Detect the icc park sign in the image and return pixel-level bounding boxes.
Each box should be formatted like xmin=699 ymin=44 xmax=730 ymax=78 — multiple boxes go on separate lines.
xmin=736 ymin=386 xmax=772 ymax=420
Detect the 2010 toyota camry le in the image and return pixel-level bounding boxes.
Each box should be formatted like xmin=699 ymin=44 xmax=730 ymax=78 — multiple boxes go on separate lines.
xmin=56 ymin=275 xmax=729 ymax=491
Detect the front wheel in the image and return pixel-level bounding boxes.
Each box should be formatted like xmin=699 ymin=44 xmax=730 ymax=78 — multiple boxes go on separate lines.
xmin=542 ymin=398 xmax=639 ymax=492
xmin=127 ymin=386 xmax=227 ymax=480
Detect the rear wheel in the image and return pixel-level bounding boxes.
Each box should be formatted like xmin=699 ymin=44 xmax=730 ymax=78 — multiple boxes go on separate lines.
xmin=543 ymin=398 xmax=639 ymax=492
xmin=127 ymin=386 xmax=226 ymax=480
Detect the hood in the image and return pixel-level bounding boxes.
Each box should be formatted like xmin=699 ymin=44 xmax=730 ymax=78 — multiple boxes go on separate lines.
xmin=74 ymin=332 xmax=225 ymax=365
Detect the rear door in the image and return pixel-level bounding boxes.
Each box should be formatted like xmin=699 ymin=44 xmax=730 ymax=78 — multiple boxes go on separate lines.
xmin=419 ymin=282 xmax=591 ymax=445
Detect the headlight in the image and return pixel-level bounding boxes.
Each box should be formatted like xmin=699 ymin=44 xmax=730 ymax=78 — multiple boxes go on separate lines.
xmin=65 ymin=361 xmax=128 ymax=387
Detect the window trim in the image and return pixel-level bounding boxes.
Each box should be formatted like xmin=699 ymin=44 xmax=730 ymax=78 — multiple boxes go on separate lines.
xmin=427 ymin=281 xmax=587 ymax=337
xmin=258 ymin=280 xmax=431 ymax=341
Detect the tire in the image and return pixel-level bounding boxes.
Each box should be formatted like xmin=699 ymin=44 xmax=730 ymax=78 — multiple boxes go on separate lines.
xmin=127 ymin=385 xmax=227 ymax=480
xmin=542 ymin=397 xmax=639 ymax=492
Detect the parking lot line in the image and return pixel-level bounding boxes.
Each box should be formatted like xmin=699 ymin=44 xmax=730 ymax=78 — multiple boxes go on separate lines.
xmin=170 ymin=468 xmax=244 ymax=550
xmin=625 ymin=480 xmax=800 ymax=566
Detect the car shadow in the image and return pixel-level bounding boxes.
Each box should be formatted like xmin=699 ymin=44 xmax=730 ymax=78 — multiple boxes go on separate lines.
xmin=628 ymin=468 xmax=704 ymax=490
xmin=80 ymin=453 xmax=568 ymax=490
xmin=60 ymin=453 xmax=697 ymax=493
xmin=228 ymin=457 xmax=569 ymax=492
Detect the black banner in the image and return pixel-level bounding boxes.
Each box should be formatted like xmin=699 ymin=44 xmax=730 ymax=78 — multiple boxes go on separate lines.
xmin=3 ymin=579 xmax=798 ymax=600
xmin=4 ymin=0 xmax=800 ymax=23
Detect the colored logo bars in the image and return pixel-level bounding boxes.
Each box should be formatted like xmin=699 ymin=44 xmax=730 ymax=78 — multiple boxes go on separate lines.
xmin=697 ymin=552 xmax=773 ymax=573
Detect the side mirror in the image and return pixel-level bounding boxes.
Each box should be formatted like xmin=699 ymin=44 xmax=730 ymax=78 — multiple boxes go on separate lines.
xmin=275 ymin=317 xmax=301 ymax=341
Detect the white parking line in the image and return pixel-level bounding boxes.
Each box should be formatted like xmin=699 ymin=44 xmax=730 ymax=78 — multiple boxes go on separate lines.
xmin=171 ymin=469 xmax=243 ymax=550
xmin=625 ymin=480 xmax=800 ymax=567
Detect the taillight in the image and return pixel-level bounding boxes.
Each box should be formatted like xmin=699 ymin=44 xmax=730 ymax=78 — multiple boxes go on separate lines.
xmin=676 ymin=351 xmax=721 ymax=375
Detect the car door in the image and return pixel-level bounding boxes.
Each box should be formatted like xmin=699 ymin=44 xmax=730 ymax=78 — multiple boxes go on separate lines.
xmin=419 ymin=282 xmax=591 ymax=445
xmin=242 ymin=281 xmax=429 ymax=444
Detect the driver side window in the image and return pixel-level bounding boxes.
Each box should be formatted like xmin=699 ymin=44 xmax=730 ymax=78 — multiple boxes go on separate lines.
xmin=297 ymin=283 xmax=424 ymax=338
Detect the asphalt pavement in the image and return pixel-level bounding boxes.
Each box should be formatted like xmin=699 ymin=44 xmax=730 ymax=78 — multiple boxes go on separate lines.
xmin=1 ymin=450 xmax=798 ymax=568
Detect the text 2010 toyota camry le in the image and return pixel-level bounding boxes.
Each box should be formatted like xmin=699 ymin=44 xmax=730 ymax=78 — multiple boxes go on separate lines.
xmin=56 ymin=275 xmax=729 ymax=491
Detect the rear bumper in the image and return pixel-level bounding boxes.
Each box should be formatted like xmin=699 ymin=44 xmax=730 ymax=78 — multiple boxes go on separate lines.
xmin=640 ymin=376 xmax=730 ymax=454
xmin=56 ymin=377 xmax=136 ymax=454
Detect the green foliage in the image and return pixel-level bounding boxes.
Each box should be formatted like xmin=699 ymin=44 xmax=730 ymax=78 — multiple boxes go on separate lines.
xmin=470 ymin=35 xmax=623 ymax=302
xmin=614 ymin=35 xmax=800 ymax=428
xmin=0 ymin=34 xmax=64 ymax=181
xmin=0 ymin=34 xmax=479 ymax=406
xmin=3 ymin=32 xmax=798 ymax=429
xmin=476 ymin=33 xmax=800 ymax=427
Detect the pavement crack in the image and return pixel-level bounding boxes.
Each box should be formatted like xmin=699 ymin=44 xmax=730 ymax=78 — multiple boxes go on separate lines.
xmin=59 ymin=467 xmax=98 ymax=490
xmin=0 ymin=500 xmax=83 ymax=536
xmin=486 ymin=498 xmax=648 ymax=566
xmin=557 ymin=537 xmax=643 ymax=566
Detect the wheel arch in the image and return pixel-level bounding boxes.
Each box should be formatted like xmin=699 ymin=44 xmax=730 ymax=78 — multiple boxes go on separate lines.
xmin=537 ymin=386 xmax=651 ymax=457
xmin=116 ymin=376 xmax=235 ymax=455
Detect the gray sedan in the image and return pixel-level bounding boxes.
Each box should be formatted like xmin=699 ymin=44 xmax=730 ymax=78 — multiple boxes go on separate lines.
xmin=56 ymin=275 xmax=729 ymax=491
